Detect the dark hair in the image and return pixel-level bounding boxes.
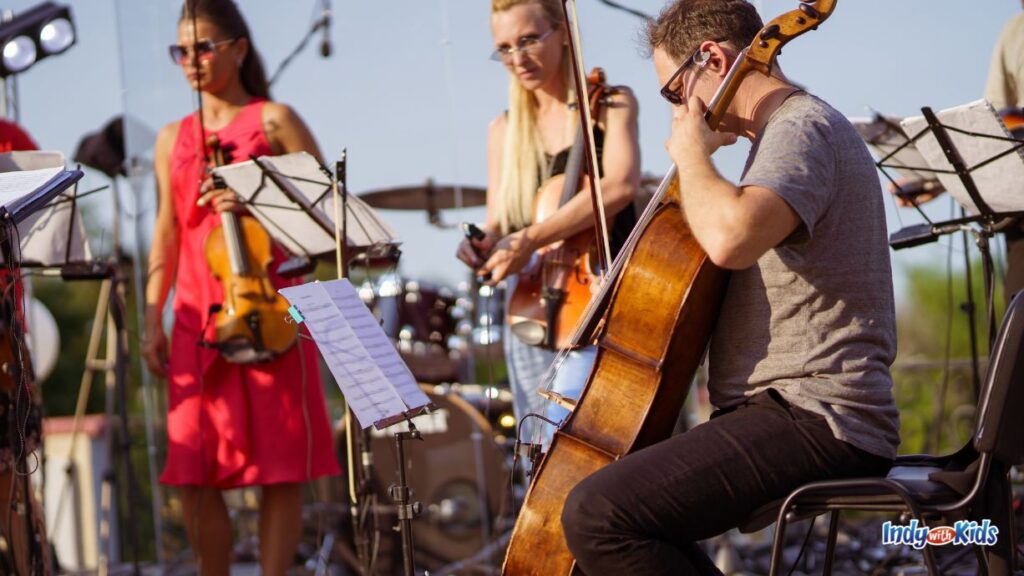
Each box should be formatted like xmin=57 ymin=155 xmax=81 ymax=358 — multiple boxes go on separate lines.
xmin=645 ymin=0 xmax=762 ymax=63
xmin=180 ymin=0 xmax=271 ymax=100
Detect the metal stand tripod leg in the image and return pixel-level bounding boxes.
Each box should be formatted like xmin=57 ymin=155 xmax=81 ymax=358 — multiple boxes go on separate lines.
xmin=389 ymin=425 xmax=422 ymax=576
xmin=58 ymin=276 xmax=141 ymax=575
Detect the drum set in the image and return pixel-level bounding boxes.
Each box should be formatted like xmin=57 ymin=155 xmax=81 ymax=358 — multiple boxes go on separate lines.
xmin=311 ymin=182 xmax=519 ymax=574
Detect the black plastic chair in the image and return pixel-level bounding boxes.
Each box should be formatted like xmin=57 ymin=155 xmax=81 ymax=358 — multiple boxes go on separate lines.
xmin=756 ymin=291 xmax=1024 ymax=575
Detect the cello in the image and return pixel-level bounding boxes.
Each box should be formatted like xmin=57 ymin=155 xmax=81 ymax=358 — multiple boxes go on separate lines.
xmin=502 ymin=1 xmax=838 ymax=574
xmin=507 ymin=68 xmax=613 ymax=350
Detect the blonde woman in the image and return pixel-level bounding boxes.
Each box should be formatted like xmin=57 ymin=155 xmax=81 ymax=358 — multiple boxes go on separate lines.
xmin=456 ymin=0 xmax=641 ymax=438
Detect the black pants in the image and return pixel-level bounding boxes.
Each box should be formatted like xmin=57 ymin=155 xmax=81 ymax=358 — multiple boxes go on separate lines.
xmin=562 ymin=389 xmax=891 ymax=575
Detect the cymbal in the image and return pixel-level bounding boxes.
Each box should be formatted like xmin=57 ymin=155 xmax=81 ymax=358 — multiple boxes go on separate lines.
xmin=359 ymin=183 xmax=486 ymax=210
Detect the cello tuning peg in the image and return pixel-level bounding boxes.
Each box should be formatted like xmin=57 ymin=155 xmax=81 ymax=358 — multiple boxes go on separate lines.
xmin=798 ymin=3 xmax=820 ymax=18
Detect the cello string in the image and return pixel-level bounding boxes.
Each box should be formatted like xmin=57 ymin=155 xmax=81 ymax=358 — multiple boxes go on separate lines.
xmin=528 ymin=168 xmax=675 ymax=446
xmin=537 ymin=167 xmax=674 ymax=393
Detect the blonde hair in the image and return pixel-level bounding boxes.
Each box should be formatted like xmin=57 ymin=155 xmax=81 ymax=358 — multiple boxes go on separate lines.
xmin=492 ymin=0 xmax=574 ymax=233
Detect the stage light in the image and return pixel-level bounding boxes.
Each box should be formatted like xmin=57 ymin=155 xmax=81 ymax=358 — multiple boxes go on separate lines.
xmin=2 ymin=36 xmax=35 ymax=73
xmin=0 ymin=2 xmax=75 ymax=78
xmin=39 ymin=17 xmax=73 ymax=55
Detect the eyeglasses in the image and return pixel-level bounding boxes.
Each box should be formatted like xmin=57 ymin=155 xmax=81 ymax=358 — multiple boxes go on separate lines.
xmin=168 ymin=37 xmax=238 ymax=66
xmin=490 ymin=28 xmax=555 ymax=62
xmin=659 ymin=39 xmax=726 ymax=106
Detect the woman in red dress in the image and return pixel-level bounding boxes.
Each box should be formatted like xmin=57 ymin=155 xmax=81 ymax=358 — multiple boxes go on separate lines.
xmin=142 ymin=1 xmax=339 ymax=573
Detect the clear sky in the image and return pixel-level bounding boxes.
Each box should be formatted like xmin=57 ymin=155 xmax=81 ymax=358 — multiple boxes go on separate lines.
xmin=4 ymin=0 xmax=1021 ymax=307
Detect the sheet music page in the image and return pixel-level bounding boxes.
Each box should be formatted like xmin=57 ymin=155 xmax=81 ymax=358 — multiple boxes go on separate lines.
xmin=279 ymin=280 xmax=427 ymax=429
xmin=279 ymin=281 xmax=406 ymax=428
xmin=0 ymin=156 xmax=91 ymax=265
xmin=850 ymin=116 xmax=933 ymax=182
xmin=901 ymin=99 xmax=1024 ymax=214
xmin=215 ymin=152 xmax=398 ymax=257
xmin=264 ymin=153 xmax=398 ymax=249
xmin=0 ymin=167 xmax=61 ymax=208
xmin=320 ymin=279 xmax=430 ymax=411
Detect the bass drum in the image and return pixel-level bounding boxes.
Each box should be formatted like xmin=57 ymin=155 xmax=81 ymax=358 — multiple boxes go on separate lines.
xmin=338 ymin=385 xmax=509 ymax=573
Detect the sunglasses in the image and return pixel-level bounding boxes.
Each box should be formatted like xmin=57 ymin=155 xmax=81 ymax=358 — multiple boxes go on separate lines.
xmin=168 ymin=37 xmax=238 ymax=66
xmin=659 ymin=39 xmax=727 ymax=106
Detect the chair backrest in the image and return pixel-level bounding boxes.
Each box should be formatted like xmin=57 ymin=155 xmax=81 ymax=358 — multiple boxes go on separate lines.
xmin=974 ymin=290 xmax=1024 ymax=465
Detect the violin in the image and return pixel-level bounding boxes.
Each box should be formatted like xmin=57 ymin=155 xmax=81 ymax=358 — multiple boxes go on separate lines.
xmin=203 ymin=134 xmax=297 ymax=363
xmin=507 ymin=67 xmax=612 ymax=350
xmin=502 ymin=1 xmax=837 ymax=573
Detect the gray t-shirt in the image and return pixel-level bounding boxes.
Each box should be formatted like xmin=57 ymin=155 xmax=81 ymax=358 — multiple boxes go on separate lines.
xmin=708 ymin=92 xmax=900 ymax=459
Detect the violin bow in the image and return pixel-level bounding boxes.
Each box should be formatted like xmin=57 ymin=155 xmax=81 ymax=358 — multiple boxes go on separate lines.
xmin=561 ymin=0 xmax=612 ymax=278
xmin=188 ymin=0 xmax=213 ymax=174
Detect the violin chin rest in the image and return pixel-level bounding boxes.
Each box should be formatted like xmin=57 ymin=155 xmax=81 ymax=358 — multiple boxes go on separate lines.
xmin=509 ymin=319 xmax=547 ymax=347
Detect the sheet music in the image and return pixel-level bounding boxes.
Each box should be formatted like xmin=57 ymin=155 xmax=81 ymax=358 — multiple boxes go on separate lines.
xmin=0 ymin=167 xmax=61 ymax=208
xmin=320 ymin=279 xmax=427 ymax=406
xmin=0 ymin=154 xmax=91 ymax=265
xmin=214 ymin=152 xmax=398 ymax=258
xmin=850 ymin=115 xmax=934 ymax=182
xmin=279 ymin=279 xmax=429 ymax=429
xmin=901 ymin=99 xmax=1024 ymax=214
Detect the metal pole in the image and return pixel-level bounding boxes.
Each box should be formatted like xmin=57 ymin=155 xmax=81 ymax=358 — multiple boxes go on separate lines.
xmin=113 ymin=0 xmax=168 ymax=559
xmin=390 ymin=425 xmax=421 ymax=576
xmin=961 ymin=225 xmax=982 ymax=400
xmin=126 ymin=161 xmax=166 ymax=567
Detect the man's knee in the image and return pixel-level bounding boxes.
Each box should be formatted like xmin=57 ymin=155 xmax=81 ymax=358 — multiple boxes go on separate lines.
xmin=562 ymin=475 xmax=610 ymax=557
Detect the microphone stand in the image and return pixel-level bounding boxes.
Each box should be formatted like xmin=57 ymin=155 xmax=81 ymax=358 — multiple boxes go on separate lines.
xmin=268 ymin=7 xmax=330 ymax=86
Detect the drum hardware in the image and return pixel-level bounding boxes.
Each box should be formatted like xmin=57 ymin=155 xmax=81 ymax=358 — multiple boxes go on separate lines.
xmin=471 ymin=283 xmax=504 ymax=351
xmin=334 ymin=386 xmax=510 ymax=573
xmin=359 ymin=181 xmax=487 ymax=231
xmin=363 ymin=275 xmax=462 ymax=384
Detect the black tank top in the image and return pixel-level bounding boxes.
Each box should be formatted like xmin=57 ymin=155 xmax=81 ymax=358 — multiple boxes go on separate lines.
xmin=544 ymin=126 xmax=637 ymax=260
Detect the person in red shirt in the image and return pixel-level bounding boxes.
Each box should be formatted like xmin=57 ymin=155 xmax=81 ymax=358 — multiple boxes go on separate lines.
xmin=0 ymin=119 xmax=38 ymax=153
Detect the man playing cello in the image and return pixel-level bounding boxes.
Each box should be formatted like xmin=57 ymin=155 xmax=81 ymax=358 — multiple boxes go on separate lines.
xmin=560 ymin=1 xmax=899 ymax=573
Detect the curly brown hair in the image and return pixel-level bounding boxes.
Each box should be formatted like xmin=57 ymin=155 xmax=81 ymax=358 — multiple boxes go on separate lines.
xmin=645 ymin=0 xmax=762 ymax=63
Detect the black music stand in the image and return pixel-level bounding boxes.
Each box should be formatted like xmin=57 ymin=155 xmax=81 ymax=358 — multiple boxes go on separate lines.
xmin=212 ymin=151 xmax=400 ymax=277
xmin=279 ymin=278 xmax=433 ymax=576
xmin=873 ymin=102 xmax=1024 ymax=399
xmin=0 ymin=164 xmax=83 ymax=573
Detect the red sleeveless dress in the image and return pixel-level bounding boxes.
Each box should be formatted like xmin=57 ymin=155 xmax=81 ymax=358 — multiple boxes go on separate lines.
xmin=161 ymin=99 xmax=340 ymax=487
